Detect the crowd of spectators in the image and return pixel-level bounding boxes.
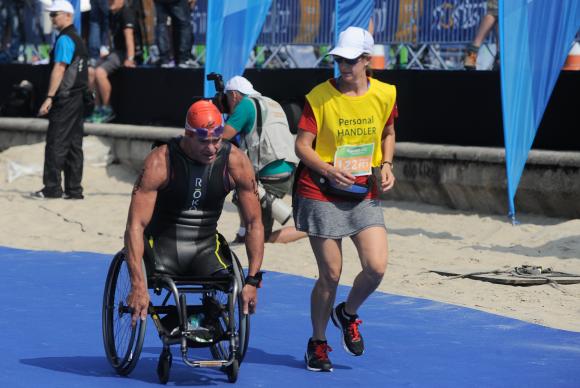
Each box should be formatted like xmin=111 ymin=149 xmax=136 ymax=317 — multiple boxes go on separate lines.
xmin=0 ymin=0 xmax=198 ymax=68
xmin=2 ymin=1 xmax=513 ymax=72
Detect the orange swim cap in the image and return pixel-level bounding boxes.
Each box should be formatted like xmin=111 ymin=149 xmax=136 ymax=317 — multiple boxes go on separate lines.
xmin=184 ymin=99 xmax=224 ymax=138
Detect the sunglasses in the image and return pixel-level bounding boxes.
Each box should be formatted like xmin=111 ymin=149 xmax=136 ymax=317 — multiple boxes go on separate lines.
xmin=334 ymin=56 xmax=362 ymax=65
xmin=49 ymin=12 xmax=62 ymax=18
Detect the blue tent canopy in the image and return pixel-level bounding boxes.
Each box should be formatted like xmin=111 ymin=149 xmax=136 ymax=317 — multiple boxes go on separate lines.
xmin=334 ymin=0 xmax=374 ymax=77
xmin=499 ymin=0 xmax=580 ymax=220
xmin=204 ymin=0 xmax=272 ymax=97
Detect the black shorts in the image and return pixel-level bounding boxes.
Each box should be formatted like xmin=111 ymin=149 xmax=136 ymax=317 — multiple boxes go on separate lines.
xmin=93 ymin=51 xmax=123 ymax=75
xmin=144 ymin=233 xmax=233 ymax=277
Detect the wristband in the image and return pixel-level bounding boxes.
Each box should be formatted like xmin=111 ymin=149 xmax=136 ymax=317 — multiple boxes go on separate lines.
xmin=245 ymin=271 xmax=264 ymax=288
xmin=381 ymin=161 xmax=393 ymax=168
xmin=46 ymin=95 xmax=54 ymax=99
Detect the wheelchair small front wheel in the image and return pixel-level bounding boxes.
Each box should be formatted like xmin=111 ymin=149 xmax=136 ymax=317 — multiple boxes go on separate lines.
xmin=227 ymin=359 xmax=239 ymax=383
xmin=156 ymin=348 xmax=172 ymax=384
xmin=102 ymin=250 xmax=147 ymax=376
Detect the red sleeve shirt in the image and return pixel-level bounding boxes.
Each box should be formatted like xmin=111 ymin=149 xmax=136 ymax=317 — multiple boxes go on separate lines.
xmin=296 ymin=82 xmax=398 ymax=202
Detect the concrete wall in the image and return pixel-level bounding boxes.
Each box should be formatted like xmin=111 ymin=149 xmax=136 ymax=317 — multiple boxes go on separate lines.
xmin=0 ymin=117 xmax=181 ymax=172
xmin=387 ymin=143 xmax=580 ymax=218
xmin=1 ymin=118 xmax=579 ymax=219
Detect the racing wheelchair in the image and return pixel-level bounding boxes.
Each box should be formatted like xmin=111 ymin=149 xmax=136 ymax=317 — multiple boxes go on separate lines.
xmin=102 ymin=235 xmax=249 ymax=383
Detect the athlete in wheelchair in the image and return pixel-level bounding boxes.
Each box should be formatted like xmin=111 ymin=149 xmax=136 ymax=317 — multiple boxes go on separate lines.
xmin=102 ymin=100 xmax=265 ymax=383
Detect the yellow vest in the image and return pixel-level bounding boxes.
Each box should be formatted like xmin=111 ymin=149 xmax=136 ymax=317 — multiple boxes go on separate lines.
xmin=305 ymin=78 xmax=396 ymax=167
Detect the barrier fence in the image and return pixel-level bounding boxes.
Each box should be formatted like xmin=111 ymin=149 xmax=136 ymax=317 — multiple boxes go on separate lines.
xmin=191 ymin=0 xmax=493 ymax=46
xmin=189 ymin=0 xmax=496 ymax=69
xmin=2 ymin=0 xmax=497 ymax=69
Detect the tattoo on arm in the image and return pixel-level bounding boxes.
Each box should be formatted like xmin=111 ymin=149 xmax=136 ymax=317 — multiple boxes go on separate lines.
xmin=132 ymin=170 xmax=144 ymax=196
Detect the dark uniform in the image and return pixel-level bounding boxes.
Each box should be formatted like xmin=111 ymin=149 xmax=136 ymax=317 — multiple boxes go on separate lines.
xmin=144 ymin=138 xmax=234 ymax=276
xmin=43 ymin=25 xmax=88 ymax=198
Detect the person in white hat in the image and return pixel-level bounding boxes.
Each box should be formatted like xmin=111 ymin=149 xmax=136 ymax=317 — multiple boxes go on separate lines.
xmin=294 ymin=26 xmax=398 ymax=372
xmin=32 ymin=0 xmax=88 ymax=200
xmin=222 ymin=75 xmax=305 ymax=245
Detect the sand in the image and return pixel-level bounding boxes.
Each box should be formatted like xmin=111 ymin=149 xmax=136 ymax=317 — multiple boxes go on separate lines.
xmin=1 ymin=137 xmax=579 ymax=332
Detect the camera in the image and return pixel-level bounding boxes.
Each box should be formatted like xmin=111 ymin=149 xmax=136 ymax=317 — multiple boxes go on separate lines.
xmin=206 ymin=72 xmax=230 ymax=114
xmin=257 ymin=185 xmax=292 ymax=225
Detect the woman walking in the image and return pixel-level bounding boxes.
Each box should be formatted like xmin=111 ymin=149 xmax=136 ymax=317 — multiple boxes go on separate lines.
xmin=294 ymin=26 xmax=398 ymax=372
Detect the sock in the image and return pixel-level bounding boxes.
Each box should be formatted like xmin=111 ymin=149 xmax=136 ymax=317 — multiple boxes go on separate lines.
xmin=467 ymin=44 xmax=480 ymax=53
xmin=341 ymin=303 xmax=357 ymax=320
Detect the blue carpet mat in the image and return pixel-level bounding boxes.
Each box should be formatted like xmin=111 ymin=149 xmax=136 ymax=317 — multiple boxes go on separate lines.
xmin=1 ymin=247 xmax=579 ymax=387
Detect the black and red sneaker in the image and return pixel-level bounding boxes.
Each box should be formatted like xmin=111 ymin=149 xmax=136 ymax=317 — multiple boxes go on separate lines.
xmin=304 ymin=338 xmax=333 ymax=372
xmin=331 ymin=302 xmax=364 ymax=356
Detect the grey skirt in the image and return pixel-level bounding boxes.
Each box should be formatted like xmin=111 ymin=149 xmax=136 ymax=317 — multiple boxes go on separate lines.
xmin=293 ymin=196 xmax=385 ymax=239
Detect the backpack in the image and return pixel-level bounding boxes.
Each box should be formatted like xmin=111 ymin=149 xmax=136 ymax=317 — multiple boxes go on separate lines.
xmin=240 ymin=96 xmax=299 ymax=173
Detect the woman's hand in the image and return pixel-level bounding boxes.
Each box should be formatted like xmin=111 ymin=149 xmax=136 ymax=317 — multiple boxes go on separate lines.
xmin=380 ymin=164 xmax=395 ymax=192
xmin=326 ymin=166 xmax=356 ymax=187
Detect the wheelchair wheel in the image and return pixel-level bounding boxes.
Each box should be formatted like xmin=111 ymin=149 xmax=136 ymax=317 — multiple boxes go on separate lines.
xmin=156 ymin=348 xmax=172 ymax=384
xmin=102 ymin=251 xmax=147 ymax=376
xmin=227 ymin=359 xmax=239 ymax=383
xmin=210 ymin=254 xmax=249 ymax=364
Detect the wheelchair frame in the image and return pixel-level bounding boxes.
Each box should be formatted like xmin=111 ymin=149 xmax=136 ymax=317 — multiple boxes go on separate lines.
xmin=102 ymin=248 xmax=249 ymax=383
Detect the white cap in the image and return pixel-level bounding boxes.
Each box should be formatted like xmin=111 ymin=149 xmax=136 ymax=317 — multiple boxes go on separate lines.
xmin=225 ymin=76 xmax=261 ymax=96
xmin=46 ymin=0 xmax=75 ymax=14
xmin=329 ymin=26 xmax=374 ymax=59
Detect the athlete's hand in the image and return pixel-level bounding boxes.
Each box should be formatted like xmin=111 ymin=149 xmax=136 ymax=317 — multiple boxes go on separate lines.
xmin=326 ymin=166 xmax=356 ymax=187
xmin=242 ymin=284 xmax=258 ymax=315
xmin=380 ymin=164 xmax=395 ymax=192
xmin=127 ymin=285 xmax=150 ymax=327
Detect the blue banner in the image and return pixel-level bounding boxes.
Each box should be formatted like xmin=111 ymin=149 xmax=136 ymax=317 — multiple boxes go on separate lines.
xmin=335 ymin=0 xmax=374 ymax=41
xmin=258 ymin=0 xmax=335 ymax=45
xmin=193 ymin=0 xmax=498 ymax=46
xmin=69 ymin=0 xmax=81 ymax=31
xmin=499 ymin=0 xmax=580 ymax=219
xmin=204 ymin=0 xmax=272 ymax=97
xmin=419 ymin=0 xmax=488 ymax=44
xmin=334 ymin=0 xmax=374 ymax=76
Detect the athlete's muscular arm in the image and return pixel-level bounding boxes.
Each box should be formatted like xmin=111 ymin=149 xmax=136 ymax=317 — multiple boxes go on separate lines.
xmin=124 ymin=145 xmax=169 ymax=326
xmin=228 ymin=146 xmax=264 ymax=314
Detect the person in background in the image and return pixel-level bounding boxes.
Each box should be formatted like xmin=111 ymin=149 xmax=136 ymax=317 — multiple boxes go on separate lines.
xmin=88 ymin=0 xmax=109 ymax=66
xmin=86 ymin=0 xmax=136 ymax=123
xmin=32 ymin=0 xmax=88 ymax=200
xmin=223 ymin=75 xmax=306 ymax=245
xmin=0 ymin=0 xmax=25 ymax=63
xmin=294 ymin=26 xmax=398 ymax=372
xmin=153 ymin=0 xmax=195 ymax=68
xmin=463 ymin=0 xmax=498 ymax=70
